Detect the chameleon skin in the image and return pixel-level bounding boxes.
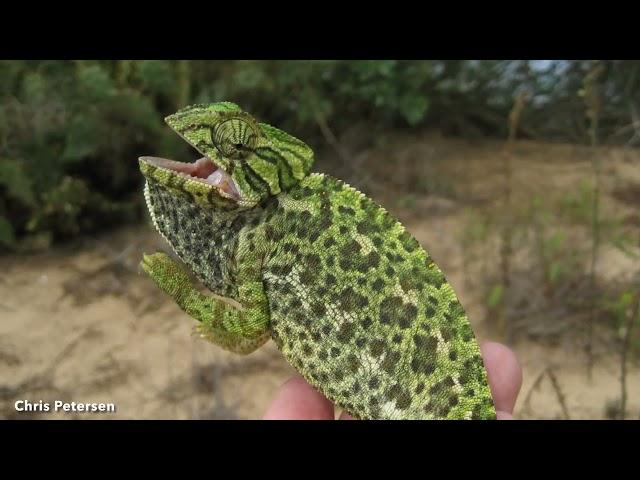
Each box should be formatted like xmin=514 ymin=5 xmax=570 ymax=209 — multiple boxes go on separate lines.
xmin=139 ymin=102 xmax=496 ymax=419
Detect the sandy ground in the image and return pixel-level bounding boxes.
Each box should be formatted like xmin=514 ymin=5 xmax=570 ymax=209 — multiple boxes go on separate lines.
xmin=1 ymin=136 xmax=639 ymax=420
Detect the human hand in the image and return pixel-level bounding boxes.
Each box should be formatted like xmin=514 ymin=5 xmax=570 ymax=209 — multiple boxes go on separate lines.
xmin=263 ymin=341 xmax=522 ymax=420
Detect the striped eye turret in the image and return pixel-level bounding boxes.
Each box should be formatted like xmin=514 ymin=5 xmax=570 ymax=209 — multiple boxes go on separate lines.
xmin=211 ymin=118 xmax=258 ymax=160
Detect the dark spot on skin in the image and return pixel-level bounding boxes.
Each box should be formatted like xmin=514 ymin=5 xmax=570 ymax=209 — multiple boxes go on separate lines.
xmin=339 ymin=226 xmax=348 ymax=235
xmin=395 ymin=393 xmax=412 ymax=410
xmin=471 ymin=405 xmax=483 ymax=420
xmin=346 ymin=354 xmax=359 ymax=373
xmin=338 ymin=287 xmax=368 ymax=312
xmin=460 ymin=323 xmax=474 ymax=342
xmin=272 ymin=264 xmax=292 ymax=276
xmin=379 ymin=296 xmax=404 ymax=324
xmin=312 ymin=302 xmax=326 ymax=316
xmin=319 ymin=350 xmax=328 ymax=361
xmin=284 ymin=243 xmax=299 ymax=254
xmin=296 ymin=226 xmax=308 ymax=239
xmin=298 ymin=210 xmax=312 ymax=223
xmin=324 ymin=238 xmax=336 ymax=248
xmin=366 ymin=251 xmax=380 ymax=268
xmin=330 ymin=347 xmax=341 ymax=357
xmin=392 ymin=334 xmax=402 ymax=344
xmin=399 ymin=230 xmax=418 ymax=253
xmin=448 ymin=350 xmax=458 ymax=361
xmin=299 ymin=268 xmax=316 ymax=286
xmin=415 ymin=383 xmax=425 ymax=394
xmin=356 ymin=221 xmax=375 ymax=234
xmin=372 ymin=278 xmax=385 ymax=291
xmin=301 ymin=344 xmax=313 ymax=356
xmin=381 ymin=350 xmax=400 ymax=374
xmin=424 ymin=267 xmax=445 ymax=288
xmin=385 ymin=384 xmax=401 ymax=401
xmin=385 ymin=266 xmax=395 ymax=277
xmin=336 ymin=322 xmax=355 ymax=343
xmin=355 ymin=338 xmax=366 ymax=348
xmin=369 ymin=339 xmax=385 ymax=357
xmin=429 ymin=377 xmax=455 ymax=396
xmin=265 ymin=225 xmax=284 ymax=242
xmin=332 ymin=369 xmax=344 ymax=381
xmin=368 ymin=378 xmax=380 ymax=389
xmin=319 ymin=216 xmax=332 ymax=229
xmin=341 ymin=240 xmax=361 ymax=257
xmin=426 ymin=306 xmax=436 ymax=317
xmin=411 ymin=357 xmax=435 ymax=375
xmin=362 ymin=317 xmax=372 ymax=328
xmin=413 ymin=334 xmax=438 ymax=352
xmin=441 ymin=327 xmax=454 ymax=342
xmin=338 ymin=206 xmax=355 ymax=215
xmin=321 ymin=325 xmax=332 ymax=335
xmin=399 ymin=275 xmax=418 ymax=292
xmin=306 ymin=254 xmax=322 ymax=268
xmin=398 ymin=304 xmax=417 ymax=329
xmin=339 ymin=258 xmax=352 ymax=271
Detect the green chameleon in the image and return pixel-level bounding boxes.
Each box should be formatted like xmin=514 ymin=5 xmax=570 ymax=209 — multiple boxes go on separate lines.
xmin=139 ymin=102 xmax=496 ymax=420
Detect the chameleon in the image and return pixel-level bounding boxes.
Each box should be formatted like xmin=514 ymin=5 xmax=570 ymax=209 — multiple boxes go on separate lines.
xmin=139 ymin=102 xmax=496 ymax=420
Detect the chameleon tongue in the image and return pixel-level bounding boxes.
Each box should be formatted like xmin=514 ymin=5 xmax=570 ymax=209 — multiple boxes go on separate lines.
xmin=185 ymin=157 xmax=240 ymax=199
xmin=206 ymin=169 xmax=240 ymax=199
xmin=191 ymin=157 xmax=218 ymax=177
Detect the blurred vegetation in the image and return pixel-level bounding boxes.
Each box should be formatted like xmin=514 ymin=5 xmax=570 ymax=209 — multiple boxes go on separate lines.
xmin=1 ymin=60 xmax=639 ymax=250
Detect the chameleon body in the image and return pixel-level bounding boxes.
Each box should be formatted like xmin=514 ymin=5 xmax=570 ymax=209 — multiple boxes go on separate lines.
xmin=139 ymin=102 xmax=496 ymax=420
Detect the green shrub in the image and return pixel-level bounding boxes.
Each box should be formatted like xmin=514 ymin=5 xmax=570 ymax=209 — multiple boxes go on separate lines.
xmin=1 ymin=60 xmax=638 ymax=250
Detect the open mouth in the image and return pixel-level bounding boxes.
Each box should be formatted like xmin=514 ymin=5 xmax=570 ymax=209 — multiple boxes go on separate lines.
xmin=140 ymin=156 xmax=240 ymax=200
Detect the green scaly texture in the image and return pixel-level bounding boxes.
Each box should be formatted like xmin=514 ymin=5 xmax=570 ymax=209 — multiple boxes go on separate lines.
xmin=139 ymin=102 xmax=496 ymax=420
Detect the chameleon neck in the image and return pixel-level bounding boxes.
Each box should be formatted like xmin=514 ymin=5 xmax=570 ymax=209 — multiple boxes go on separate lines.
xmin=145 ymin=179 xmax=269 ymax=298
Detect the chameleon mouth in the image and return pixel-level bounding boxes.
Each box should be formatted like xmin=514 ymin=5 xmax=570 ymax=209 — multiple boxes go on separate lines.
xmin=139 ymin=156 xmax=240 ymax=200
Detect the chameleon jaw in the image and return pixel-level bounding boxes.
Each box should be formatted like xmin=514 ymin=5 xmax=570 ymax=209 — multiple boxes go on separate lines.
xmin=139 ymin=156 xmax=241 ymax=200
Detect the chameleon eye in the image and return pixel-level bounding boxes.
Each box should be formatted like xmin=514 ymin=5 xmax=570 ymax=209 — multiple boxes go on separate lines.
xmin=211 ymin=118 xmax=257 ymax=160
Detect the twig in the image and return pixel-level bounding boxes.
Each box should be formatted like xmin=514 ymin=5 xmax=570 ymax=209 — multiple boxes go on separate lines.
xmin=498 ymin=90 xmax=529 ymax=342
xmin=584 ymin=61 xmax=605 ymax=380
xmin=522 ymin=365 xmax=571 ymax=419
xmin=522 ymin=366 xmax=550 ymax=414
xmin=619 ymin=292 xmax=640 ymax=419
xmin=547 ymin=368 xmax=571 ymax=419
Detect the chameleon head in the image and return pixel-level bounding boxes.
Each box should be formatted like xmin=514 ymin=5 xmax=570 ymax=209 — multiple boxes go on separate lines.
xmin=138 ymin=102 xmax=314 ymax=210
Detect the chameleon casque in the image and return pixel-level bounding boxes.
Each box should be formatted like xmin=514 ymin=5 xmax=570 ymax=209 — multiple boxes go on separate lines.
xmin=139 ymin=102 xmax=496 ymax=420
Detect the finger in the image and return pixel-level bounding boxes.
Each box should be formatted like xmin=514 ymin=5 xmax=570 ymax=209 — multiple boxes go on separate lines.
xmin=263 ymin=375 xmax=335 ymax=420
xmin=480 ymin=341 xmax=522 ymax=416
xmin=496 ymin=411 xmax=514 ymax=420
